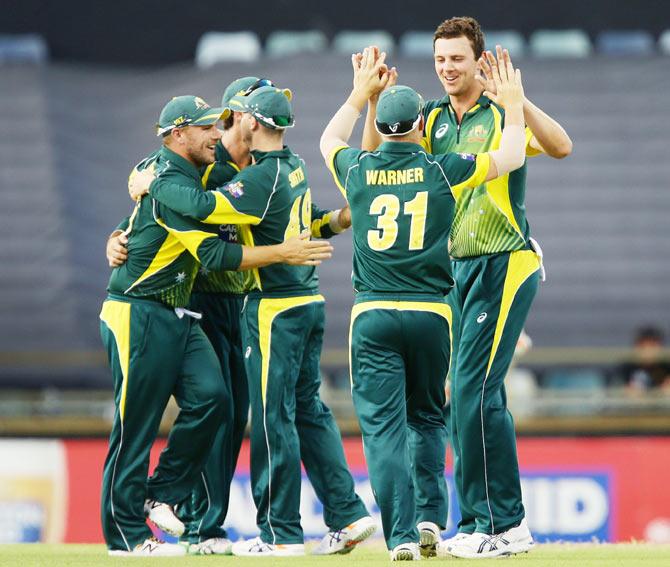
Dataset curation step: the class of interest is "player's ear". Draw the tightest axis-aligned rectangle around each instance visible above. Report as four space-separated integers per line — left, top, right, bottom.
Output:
419 115 425 132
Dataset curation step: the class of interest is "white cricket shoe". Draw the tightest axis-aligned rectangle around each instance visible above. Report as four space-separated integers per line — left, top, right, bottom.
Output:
417 521 441 558
312 515 378 555
144 499 184 537
390 541 421 561
446 518 534 559
436 531 471 557
108 536 186 556
187 537 233 555
231 536 305 557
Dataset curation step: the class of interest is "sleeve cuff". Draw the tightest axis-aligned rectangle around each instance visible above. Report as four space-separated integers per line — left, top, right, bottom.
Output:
221 243 244 270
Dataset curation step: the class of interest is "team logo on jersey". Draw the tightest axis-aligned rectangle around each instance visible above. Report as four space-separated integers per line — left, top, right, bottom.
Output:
435 123 449 139
458 152 476 162
175 271 187 283
467 124 489 143
194 96 210 110
224 181 244 198
477 312 488 323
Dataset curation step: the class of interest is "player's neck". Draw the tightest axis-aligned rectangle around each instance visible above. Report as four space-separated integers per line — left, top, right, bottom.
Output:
448 87 484 122
221 129 251 169
250 132 284 153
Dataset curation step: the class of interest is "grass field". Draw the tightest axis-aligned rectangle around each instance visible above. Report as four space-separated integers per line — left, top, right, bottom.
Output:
2 542 670 567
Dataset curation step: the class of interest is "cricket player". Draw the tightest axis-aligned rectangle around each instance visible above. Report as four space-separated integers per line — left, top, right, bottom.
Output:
320 47 528 560
129 86 376 557
111 77 278 555
100 94 332 557
364 16 572 558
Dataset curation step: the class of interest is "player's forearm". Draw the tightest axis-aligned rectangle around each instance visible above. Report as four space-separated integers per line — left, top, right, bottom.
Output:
523 97 573 159
320 89 368 160
361 99 382 151
150 181 215 221
236 244 288 271
486 125 526 180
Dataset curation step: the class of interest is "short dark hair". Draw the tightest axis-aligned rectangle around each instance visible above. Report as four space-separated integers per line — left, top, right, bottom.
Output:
433 16 485 60
222 113 235 131
635 326 665 344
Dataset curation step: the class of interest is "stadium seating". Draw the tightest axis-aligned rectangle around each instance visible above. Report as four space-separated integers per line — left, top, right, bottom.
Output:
0 34 48 64
659 29 670 54
399 31 434 58
266 30 327 57
333 30 395 55
195 31 261 67
484 30 526 58
596 31 655 55
529 29 592 57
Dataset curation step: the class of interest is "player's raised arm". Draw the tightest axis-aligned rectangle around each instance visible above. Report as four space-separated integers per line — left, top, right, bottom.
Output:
319 46 391 161
479 48 527 182
478 46 572 159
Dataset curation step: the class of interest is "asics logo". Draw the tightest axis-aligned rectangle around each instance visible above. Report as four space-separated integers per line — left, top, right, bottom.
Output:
477 312 487 323
435 124 449 139
245 346 252 358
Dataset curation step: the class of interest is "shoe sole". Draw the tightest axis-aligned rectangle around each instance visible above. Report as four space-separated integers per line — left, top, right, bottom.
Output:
392 550 417 561
419 529 438 558
147 518 184 537
337 524 378 555
448 540 534 559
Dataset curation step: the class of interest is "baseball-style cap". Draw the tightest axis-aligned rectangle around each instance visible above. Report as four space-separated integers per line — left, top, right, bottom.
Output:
156 95 229 137
223 77 292 114
239 85 295 130
375 86 425 137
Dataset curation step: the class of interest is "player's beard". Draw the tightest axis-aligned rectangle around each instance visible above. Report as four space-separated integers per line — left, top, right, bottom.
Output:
187 144 215 167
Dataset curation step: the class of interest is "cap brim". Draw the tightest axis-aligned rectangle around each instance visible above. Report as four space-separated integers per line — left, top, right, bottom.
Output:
193 106 230 125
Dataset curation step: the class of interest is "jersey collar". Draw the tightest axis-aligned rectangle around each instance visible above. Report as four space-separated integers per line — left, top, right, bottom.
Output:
159 145 202 182
250 145 292 163
441 92 492 113
377 141 425 153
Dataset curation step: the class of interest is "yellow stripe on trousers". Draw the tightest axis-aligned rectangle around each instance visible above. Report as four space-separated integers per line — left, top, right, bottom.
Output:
485 250 541 377
99 301 131 421
349 300 453 386
258 294 325 405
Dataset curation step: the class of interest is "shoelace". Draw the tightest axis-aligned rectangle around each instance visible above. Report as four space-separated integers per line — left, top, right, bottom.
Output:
477 534 510 553
327 530 345 545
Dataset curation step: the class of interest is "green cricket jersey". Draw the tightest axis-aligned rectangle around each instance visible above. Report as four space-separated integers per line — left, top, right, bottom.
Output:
146 146 342 296
327 141 489 296
422 94 540 259
107 145 243 307
195 140 256 295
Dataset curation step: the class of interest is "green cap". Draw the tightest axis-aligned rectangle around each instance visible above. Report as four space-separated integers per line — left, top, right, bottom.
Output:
239 85 295 130
156 95 229 137
223 77 293 114
375 86 425 136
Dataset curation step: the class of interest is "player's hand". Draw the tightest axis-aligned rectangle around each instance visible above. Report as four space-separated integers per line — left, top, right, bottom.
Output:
351 46 391 101
280 231 334 266
106 230 128 267
128 163 156 202
338 205 352 229
478 46 524 110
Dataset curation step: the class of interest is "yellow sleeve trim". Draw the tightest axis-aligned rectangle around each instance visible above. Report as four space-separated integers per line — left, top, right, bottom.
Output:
422 107 442 154
311 212 333 238
451 153 490 200
326 145 350 198
203 191 264 225
525 126 543 157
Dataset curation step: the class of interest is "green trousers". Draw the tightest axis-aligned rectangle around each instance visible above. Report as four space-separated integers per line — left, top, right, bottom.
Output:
349 296 452 550
99 295 230 551
177 292 248 543
448 250 540 535
241 294 368 544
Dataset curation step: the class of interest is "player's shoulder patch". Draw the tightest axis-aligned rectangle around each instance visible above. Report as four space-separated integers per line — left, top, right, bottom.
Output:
457 152 476 162
223 180 244 198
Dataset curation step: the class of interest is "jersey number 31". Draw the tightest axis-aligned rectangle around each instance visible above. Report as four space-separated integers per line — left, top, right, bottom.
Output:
368 191 428 251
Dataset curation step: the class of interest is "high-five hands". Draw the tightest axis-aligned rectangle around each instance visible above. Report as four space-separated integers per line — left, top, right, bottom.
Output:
476 46 525 110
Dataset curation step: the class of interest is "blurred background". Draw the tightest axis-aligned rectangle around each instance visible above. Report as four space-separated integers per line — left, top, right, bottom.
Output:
1 0 669 547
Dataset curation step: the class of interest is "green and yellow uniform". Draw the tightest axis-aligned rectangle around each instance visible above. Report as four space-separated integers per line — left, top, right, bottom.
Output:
100 144 242 552
146 144 369 545
173 140 256 546
422 94 543 535
327 133 489 549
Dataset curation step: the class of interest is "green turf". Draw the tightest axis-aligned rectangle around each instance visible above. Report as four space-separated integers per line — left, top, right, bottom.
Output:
2 543 670 567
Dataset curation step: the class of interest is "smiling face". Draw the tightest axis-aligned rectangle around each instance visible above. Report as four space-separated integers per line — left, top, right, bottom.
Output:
433 36 480 99
179 123 221 166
